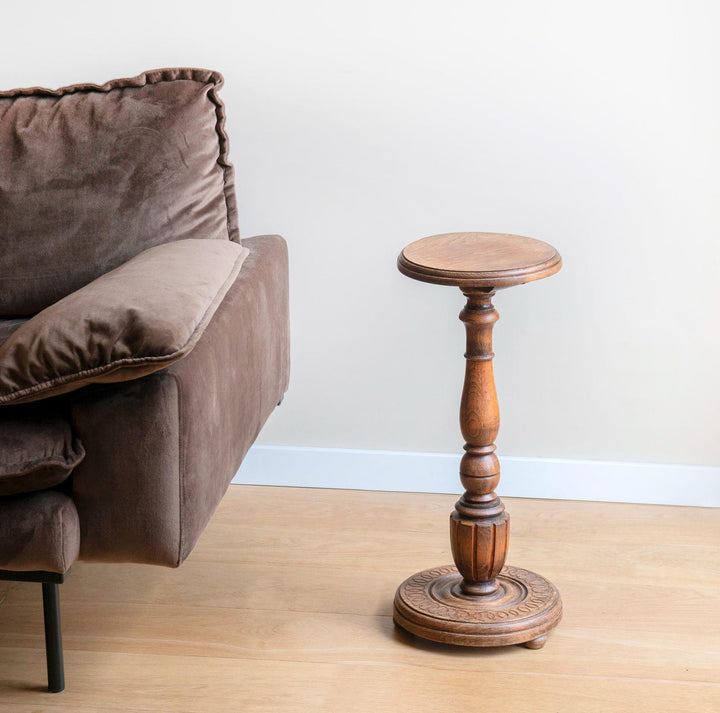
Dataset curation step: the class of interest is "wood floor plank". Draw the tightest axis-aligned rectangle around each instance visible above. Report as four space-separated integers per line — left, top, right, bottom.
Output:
0 649 716 713
0 599 717 685
0 485 718 711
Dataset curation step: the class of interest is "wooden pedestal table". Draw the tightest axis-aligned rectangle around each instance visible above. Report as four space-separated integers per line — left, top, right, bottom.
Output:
394 232 563 649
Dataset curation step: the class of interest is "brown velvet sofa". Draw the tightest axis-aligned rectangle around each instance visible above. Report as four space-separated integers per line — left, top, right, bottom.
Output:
0 69 289 691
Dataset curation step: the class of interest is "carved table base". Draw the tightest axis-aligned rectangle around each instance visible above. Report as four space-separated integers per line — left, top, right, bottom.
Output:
394 564 561 648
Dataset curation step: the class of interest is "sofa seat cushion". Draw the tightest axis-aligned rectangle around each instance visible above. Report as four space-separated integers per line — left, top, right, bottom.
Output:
0 490 80 573
0 404 85 496
0 238 248 405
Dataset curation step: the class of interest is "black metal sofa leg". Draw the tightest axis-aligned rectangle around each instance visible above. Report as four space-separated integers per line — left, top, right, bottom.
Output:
42 582 64 693
0 570 66 693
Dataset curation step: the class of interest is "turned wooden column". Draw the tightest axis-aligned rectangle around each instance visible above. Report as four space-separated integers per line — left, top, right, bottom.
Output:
393 232 563 649
452 288 508 597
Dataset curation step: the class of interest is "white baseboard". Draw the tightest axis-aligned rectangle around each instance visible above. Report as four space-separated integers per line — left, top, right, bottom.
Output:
232 445 720 507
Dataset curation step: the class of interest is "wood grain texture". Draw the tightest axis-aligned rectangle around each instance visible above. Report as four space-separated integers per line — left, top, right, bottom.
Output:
397 232 562 287
0 486 718 712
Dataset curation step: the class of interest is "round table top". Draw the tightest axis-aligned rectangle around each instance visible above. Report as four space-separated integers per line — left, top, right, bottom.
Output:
397 232 562 288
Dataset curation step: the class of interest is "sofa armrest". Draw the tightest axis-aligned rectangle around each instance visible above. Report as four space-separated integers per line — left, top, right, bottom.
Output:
0 239 248 405
69 235 289 566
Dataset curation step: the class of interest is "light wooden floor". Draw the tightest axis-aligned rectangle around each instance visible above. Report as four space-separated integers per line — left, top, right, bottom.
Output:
0 485 718 712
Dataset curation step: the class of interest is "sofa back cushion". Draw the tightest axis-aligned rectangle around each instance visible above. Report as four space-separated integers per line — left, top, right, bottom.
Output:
0 68 240 316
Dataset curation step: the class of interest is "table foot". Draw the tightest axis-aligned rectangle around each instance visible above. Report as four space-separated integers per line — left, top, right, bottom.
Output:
522 635 548 649
393 564 561 648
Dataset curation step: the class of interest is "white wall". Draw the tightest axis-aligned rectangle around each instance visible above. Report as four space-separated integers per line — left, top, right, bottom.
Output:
2 2 719 486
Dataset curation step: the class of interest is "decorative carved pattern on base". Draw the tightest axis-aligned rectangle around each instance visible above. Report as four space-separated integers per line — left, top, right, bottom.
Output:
393 564 562 647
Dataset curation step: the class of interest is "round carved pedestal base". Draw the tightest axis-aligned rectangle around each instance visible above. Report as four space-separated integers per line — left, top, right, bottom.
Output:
393 564 562 648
